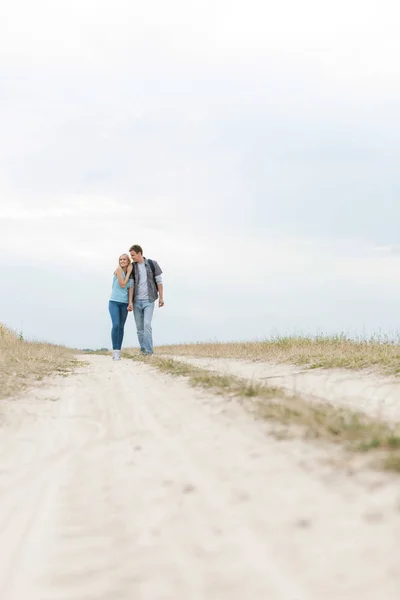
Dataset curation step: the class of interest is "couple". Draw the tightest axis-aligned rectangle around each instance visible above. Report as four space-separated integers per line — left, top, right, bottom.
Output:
108 244 164 360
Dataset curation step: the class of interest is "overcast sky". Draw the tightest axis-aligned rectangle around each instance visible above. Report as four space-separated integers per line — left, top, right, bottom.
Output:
1 0 400 349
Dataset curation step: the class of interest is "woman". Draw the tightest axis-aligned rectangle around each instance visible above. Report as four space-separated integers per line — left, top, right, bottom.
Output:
109 254 133 360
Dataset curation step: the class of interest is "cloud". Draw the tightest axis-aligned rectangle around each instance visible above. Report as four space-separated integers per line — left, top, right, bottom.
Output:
1 0 399 87
1 0 400 346
0 196 131 219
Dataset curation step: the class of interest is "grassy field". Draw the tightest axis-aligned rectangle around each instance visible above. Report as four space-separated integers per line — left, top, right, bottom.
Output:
156 334 400 374
0 323 78 400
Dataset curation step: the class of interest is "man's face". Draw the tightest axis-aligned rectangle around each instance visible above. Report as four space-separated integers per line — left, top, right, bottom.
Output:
130 250 142 262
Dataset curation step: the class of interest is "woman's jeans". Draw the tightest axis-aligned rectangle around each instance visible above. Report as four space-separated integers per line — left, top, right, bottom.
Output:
133 299 155 354
108 301 128 350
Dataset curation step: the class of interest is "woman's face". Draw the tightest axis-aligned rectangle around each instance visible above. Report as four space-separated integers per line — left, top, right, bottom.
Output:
119 255 130 268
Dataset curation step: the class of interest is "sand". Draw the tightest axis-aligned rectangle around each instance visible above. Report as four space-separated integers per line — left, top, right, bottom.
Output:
0 354 399 599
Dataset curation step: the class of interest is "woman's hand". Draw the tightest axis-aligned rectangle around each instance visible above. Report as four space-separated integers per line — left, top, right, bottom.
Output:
127 303 133 312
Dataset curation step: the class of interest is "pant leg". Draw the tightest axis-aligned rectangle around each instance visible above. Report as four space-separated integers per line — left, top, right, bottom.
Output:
117 303 129 350
108 301 121 350
142 301 155 354
133 301 145 352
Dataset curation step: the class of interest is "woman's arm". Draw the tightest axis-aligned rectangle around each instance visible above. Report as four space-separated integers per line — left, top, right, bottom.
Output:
115 264 133 288
128 281 134 310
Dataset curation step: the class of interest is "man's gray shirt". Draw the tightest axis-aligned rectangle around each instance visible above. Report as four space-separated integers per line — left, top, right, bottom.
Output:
130 258 163 302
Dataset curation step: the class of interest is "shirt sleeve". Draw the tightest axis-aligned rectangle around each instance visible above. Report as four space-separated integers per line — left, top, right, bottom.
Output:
155 274 163 285
152 260 163 276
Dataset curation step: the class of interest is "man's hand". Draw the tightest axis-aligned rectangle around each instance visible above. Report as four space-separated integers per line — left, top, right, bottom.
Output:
127 303 133 312
158 298 165 308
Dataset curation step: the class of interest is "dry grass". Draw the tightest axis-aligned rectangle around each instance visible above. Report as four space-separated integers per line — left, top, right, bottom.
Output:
124 350 400 473
156 334 400 374
0 323 79 400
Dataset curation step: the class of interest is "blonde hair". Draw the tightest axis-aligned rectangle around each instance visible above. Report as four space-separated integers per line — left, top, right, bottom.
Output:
114 253 131 275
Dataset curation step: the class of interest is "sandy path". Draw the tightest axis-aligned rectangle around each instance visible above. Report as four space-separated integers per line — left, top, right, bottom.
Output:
166 356 400 422
0 355 400 600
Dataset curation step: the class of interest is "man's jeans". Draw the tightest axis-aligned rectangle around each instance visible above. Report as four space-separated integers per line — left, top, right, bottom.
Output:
133 299 155 354
108 301 129 350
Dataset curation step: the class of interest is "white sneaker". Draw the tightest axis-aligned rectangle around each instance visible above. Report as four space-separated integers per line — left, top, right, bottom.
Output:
112 350 117 360
114 350 121 360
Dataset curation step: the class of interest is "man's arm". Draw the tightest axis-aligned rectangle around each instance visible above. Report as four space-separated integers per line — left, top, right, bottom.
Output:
152 260 164 307
157 282 164 307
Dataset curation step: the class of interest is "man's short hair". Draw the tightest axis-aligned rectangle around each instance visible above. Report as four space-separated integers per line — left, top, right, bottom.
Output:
129 244 143 254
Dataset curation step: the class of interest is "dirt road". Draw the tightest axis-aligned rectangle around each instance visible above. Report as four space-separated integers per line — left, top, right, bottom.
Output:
0 355 399 600
166 355 400 422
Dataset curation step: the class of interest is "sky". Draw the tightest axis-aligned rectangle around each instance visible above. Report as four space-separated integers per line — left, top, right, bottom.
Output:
1 0 400 349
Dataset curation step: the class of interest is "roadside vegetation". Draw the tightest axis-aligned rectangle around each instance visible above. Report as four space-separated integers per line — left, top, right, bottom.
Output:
0 323 78 400
124 350 400 473
156 334 400 374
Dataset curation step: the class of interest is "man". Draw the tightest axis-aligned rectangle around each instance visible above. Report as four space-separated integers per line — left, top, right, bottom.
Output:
128 244 164 355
